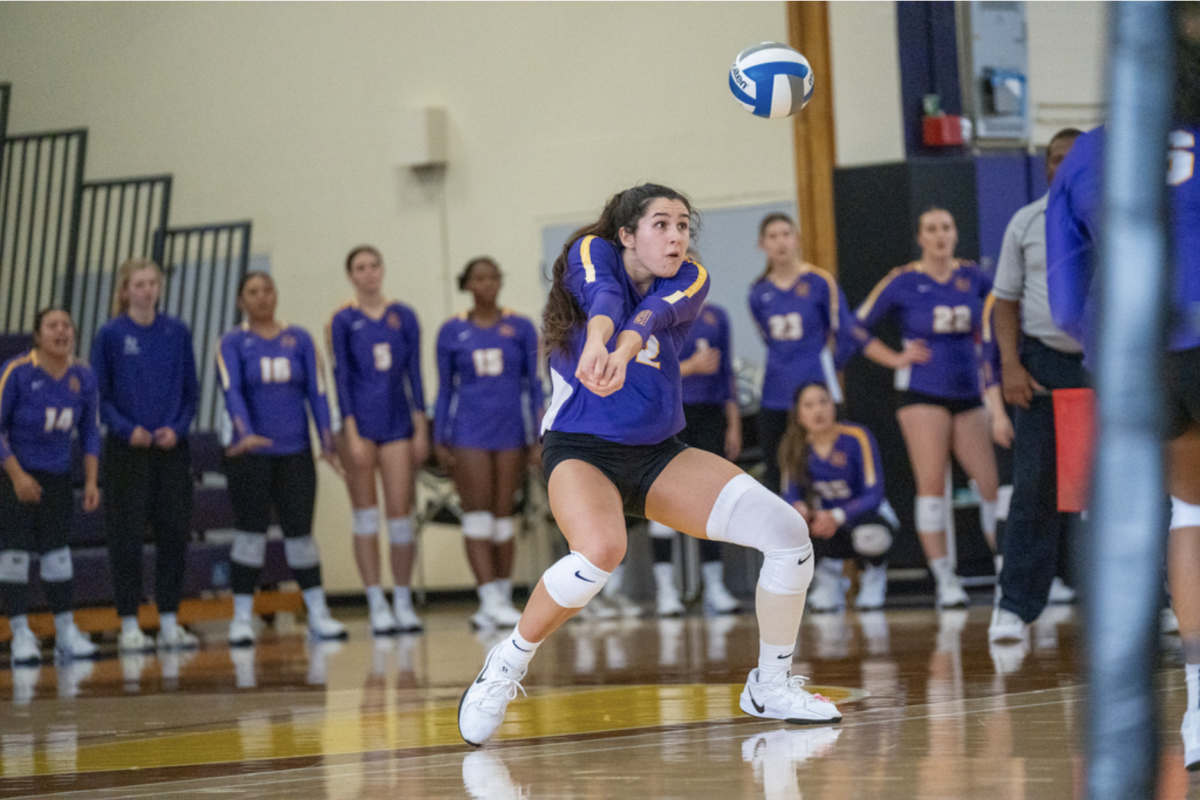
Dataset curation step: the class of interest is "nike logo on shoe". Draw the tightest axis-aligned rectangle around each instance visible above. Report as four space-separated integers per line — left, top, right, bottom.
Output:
748 690 765 714
575 571 596 583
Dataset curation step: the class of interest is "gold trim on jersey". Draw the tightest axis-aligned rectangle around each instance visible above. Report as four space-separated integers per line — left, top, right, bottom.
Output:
215 335 233 391
0 354 35 422
581 236 598 284
835 423 877 487
856 264 919 321
664 262 709 305
806 265 840 331
982 292 997 343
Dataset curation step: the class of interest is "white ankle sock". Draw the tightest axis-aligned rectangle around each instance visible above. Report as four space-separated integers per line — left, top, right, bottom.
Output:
303 587 329 618
1188 663 1200 711
757 639 794 684
233 593 255 622
11 615 32 636
501 627 541 672
702 560 724 591
653 562 675 592
365 585 388 614
54 612 74 635
121 615 141 636
159 612 178 636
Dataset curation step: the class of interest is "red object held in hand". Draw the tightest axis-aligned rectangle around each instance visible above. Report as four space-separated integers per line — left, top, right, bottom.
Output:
1054 388 1095 513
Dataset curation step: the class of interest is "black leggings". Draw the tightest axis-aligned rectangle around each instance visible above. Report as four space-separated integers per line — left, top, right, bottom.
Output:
104 436 194 617
1 470 74 616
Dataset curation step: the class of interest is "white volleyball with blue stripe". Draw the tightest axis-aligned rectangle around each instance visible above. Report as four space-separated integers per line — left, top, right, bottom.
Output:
729 42 814 119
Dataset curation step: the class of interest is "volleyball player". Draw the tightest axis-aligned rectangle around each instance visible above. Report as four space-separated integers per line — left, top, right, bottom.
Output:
1046 6 1200 765
434 257 543 630
749 213 869 495
855 208 1001 608
91 258 200 652
457 184 841 747
647 282 742 617
778 383 897 612
0 309 100 664
217 271 346 646
328 246 427 635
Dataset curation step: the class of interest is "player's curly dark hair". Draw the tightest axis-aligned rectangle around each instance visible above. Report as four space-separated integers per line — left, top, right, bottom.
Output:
542 184 697 355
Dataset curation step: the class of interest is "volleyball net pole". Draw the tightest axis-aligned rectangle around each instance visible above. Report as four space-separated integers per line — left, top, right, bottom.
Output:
1085 3 1173 798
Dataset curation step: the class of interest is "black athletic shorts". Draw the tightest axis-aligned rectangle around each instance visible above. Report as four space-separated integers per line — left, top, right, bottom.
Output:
1166 346 1200 439
541 431 689 519
0 469 74 553
223 450 317 537
897 389 983 416
681 403 726 457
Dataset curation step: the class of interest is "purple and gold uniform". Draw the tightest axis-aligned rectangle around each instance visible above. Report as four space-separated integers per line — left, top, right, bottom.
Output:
0 353 100 473
327 301 424 443
216 323 333 456
1047 125 1200 353
856 261 993 400
434 310 542 451
749 268 868 411
681 303 736 407
541 235 709 446
782 423 885 524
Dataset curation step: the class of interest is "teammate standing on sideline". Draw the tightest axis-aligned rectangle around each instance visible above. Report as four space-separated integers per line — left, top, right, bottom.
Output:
1047 7 1200 764
988 130 1085 643
778 383 897 612
749 213 868 495
328 246 427 634
855 208 1001 608
457 184 840 747
91 259 200 653
648 263 742 617
218 271 346 646
0 309 100 664
434 257 543 630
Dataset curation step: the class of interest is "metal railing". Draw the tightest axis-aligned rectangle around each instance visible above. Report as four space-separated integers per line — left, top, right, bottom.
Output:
157 221 252 430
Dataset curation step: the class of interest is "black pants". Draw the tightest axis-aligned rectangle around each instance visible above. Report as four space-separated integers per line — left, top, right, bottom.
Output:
104 436 194 618
757 406 790 496
998 339 1088 623
1 470 74 616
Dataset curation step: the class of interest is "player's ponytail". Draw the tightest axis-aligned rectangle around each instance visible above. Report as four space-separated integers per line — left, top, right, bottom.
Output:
543 184 695 355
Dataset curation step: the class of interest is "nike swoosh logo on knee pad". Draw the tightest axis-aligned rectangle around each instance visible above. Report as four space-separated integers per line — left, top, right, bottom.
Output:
575 571 596 582
798 554 811 565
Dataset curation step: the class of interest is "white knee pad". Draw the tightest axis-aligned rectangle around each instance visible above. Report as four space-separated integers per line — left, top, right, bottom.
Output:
980 499 998 538
915 496 947 534
541 551 610 608
648 521 675 539
852 524 893 558
706 473 808 551
0 551 29 583
40 547 73 582
231 532 267 568
285 535 321 570
388 516 415 546
493 517 515 544
1171 496 1200 530
758 542 815 596
462 511 494 541
352 507 380 538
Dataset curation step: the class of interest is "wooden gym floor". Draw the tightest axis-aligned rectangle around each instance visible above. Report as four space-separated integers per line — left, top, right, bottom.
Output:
0 600 1196 799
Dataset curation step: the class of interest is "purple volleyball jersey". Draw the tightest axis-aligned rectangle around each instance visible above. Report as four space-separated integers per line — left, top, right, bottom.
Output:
782 422 885 526
680 303 735 407
0 353 100 474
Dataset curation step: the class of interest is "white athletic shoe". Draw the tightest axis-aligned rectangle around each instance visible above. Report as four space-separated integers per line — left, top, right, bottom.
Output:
57 658 94 699
370 605 400 636
739 669 842 724
118 628 155 654
393 603 424 634
463 750 524 800
575 598 619 620
934 571 970 609
470 609 497 631
1048 577 1077 605
741 725 842 766
608 594 643 619
10 627 41 666
656 583 686 617
1184 709 1200 770
989 639 1029 676
481 584 524 627
157 626 200 651
54 624 98 660
855 563 889 611
308 611 348 641
12 665 39 704
807 562 848 613
229 617 257 648
988 608 1028 643
703 582 741 616
458 642 527 746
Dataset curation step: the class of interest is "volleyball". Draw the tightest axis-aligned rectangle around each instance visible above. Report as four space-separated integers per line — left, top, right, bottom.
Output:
728 42 814 119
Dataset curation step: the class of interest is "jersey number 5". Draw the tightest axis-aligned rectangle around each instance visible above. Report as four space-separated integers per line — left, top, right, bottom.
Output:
767 312 803 341
373 343 392 372
43 407 74 433
1169 131 1195 187
259 356 292 384
636 335 661 369
472 348 504 376
932 305 971 334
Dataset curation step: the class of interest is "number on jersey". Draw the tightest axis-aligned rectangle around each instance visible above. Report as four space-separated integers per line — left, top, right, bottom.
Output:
636 335 661 369
472 348 504 376
373 343 392 371
932 305 971 334
813 479 851 501
259 356 291 384
43 407 74 433
767 312 803 341
1169 130 1196 187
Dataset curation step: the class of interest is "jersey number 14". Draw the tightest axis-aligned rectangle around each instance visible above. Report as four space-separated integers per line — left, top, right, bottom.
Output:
43 407 74 432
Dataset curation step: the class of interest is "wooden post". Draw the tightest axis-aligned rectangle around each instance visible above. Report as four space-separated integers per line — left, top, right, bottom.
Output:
788 1 838 275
